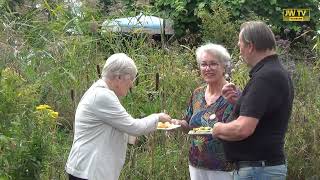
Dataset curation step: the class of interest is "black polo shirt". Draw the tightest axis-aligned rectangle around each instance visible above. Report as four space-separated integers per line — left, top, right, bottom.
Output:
223 54 294 162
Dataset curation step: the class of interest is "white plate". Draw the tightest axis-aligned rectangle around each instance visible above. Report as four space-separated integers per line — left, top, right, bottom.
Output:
157 124 181 130
188 130 212 135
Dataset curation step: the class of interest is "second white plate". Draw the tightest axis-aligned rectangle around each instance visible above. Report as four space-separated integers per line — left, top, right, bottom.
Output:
188 130 212 135
157 124 181 130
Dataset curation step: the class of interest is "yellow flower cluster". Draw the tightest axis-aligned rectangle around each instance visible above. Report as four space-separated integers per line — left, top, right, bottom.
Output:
36 104 51 110
36 104 59 119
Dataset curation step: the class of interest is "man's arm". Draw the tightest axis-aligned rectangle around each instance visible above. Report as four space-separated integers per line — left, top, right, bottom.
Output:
213 116 258 141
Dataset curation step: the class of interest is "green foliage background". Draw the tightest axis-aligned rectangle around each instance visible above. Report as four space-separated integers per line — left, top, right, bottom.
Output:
0 0 320 180
150 0 319 40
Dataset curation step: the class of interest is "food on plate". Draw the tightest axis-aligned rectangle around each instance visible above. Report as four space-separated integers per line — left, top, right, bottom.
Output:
192 126 212 132
188 126 213 135
157 122 171 128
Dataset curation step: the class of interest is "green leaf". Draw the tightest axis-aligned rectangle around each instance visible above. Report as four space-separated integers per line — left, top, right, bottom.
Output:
198 2 206 9
0 135 9 144
233 10 240 17
0 0 5 8
0 176 9 180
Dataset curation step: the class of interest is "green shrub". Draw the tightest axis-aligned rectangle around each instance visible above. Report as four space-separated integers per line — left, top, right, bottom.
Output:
151 0 319 41
197 2 238 49
0 67 70 179
151 0 201 37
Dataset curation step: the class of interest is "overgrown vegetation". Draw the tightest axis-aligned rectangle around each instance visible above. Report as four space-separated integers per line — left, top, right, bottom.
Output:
0 0 319 180
149 0 320 40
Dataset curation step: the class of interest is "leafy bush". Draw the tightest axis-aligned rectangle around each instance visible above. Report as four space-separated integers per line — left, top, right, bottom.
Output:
0 68 40 179
151 0 319 42
151 0 201 37
197 2 238 50
0 67 71 179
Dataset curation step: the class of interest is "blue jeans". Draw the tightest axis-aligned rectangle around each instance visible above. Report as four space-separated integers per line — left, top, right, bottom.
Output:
233 164 287 180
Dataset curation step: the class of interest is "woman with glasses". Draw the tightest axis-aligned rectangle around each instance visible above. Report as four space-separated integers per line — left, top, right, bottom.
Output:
65 53 172 180
173 43 239 180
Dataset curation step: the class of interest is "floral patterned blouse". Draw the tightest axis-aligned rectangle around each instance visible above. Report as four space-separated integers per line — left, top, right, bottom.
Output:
185 86 235 171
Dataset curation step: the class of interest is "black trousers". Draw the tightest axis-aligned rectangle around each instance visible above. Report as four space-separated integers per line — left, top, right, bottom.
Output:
68 174 88 180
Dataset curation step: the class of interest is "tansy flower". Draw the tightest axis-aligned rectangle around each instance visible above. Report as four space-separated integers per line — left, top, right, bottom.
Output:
36 104 52 110
50 111 59 119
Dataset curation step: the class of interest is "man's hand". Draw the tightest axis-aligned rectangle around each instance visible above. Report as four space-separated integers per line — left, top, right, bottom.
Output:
222 82 239 104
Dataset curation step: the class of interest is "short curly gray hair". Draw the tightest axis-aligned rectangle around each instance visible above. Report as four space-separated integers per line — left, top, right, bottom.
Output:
101 53 137 80
195 43 231 71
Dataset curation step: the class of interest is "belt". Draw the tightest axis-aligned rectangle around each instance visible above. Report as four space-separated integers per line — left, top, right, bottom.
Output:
236 159 286 169
225 159 286 171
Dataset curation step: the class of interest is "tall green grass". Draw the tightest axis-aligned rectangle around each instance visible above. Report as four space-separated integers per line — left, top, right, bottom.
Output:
286 62 320 180
1 1 320 180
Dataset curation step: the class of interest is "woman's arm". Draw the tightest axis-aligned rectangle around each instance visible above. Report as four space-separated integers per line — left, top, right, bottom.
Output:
91 88 171 136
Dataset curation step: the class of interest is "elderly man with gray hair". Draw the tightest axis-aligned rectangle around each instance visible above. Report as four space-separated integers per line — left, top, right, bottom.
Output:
213 21 294 179
65 53 172 180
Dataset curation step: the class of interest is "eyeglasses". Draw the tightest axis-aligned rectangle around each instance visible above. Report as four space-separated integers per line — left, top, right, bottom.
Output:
200 62 219 69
